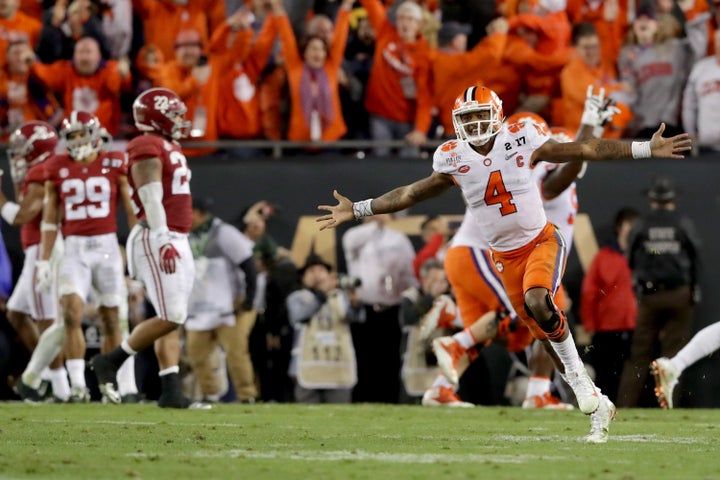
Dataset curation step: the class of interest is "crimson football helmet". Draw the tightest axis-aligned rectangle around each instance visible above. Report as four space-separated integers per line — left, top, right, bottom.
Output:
452 85 504 146
60 111 102 160
7 121 59 184
133 88 191 140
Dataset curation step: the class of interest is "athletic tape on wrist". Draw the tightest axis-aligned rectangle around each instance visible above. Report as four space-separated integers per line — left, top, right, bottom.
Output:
40 221 58 232
352 199 374 220
631 141 652 159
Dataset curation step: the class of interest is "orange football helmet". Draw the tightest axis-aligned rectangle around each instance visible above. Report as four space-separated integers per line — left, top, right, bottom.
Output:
452 85 504 146
549 126 576 143
505 111 549 133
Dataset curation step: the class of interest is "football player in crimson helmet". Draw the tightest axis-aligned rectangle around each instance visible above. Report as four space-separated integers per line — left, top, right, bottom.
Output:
59 111 103 160
132 87 191 140
91 86 209 409
7 121 59 193
0 122 70 402
451 86 504 146
35 110 137 402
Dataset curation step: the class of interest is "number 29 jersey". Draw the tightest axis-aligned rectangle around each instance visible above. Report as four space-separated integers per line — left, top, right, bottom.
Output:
433 122 550 252
126 133 192 234
44 151 127 237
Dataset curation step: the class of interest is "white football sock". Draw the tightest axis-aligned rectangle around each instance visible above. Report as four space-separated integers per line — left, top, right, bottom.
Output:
48 367 71 401
66 359 86 389
673 321 720 373
22 323 65 389
117 356 138 396
431 374 455 389
549 331 585 373
452 329 476 349
525 376 551 398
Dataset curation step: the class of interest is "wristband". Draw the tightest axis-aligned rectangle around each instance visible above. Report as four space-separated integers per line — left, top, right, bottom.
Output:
40 221 58 232
352 199 374 220
631 141 652 159
1 201 20 224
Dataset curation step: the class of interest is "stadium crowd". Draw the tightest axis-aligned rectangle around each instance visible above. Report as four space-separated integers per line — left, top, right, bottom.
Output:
1 0 720 155
0 0 718 432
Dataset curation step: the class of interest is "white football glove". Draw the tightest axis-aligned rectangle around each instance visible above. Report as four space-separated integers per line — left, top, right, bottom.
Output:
581 86 621 136
35 259 52 293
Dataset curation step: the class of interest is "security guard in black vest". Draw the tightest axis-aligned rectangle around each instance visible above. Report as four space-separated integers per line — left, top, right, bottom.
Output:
617 176 701 407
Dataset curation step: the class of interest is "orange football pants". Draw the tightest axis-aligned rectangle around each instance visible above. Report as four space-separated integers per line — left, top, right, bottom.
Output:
444 244 534 352
490 222 568 341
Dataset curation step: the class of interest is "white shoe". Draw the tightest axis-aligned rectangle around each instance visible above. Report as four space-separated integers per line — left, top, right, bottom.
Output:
565 369 600 414
420 295 456 340
585 395 616 444
421 386 474 408
650 357 679 409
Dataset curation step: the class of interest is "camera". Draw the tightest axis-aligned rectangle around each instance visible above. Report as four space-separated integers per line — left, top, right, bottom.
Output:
338 274 362 290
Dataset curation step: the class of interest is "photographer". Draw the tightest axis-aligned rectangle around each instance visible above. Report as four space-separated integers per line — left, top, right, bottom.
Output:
286 253 365 404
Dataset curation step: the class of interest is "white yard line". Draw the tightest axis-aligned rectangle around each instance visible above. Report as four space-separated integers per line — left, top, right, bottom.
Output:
127 449 567 464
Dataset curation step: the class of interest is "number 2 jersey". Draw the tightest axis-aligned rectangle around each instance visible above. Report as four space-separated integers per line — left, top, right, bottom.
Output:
126 133 192 234
433 122 550 252
44 151 127 237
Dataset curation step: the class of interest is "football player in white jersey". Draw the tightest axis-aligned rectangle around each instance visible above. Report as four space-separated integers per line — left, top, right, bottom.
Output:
318 84 691 443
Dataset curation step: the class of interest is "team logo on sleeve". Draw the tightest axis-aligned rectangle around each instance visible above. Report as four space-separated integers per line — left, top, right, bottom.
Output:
458 165 470 173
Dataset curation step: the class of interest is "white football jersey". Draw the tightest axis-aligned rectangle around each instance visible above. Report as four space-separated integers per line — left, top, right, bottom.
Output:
450 207 489 249
531 163 578 254
433 122 550 251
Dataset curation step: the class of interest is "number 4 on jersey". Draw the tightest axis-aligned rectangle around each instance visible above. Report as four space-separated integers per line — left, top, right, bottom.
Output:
484 170 518 216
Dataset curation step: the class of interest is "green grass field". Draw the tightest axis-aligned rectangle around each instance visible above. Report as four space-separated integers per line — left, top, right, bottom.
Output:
1 403 719 480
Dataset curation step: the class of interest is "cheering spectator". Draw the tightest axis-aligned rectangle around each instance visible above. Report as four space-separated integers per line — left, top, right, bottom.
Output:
132 0 224 60
209 7 279 143
682 29 720 150
430 18 508 139
360 0 433 156
0 40 61 137
36 0 111 62
616 5 709 138
99 0 133 59
29 36 131 135
273 0 352 143
566 0 629 69
560 22 630 137
0 0 42 67
156 28 219 156
343 7 376 140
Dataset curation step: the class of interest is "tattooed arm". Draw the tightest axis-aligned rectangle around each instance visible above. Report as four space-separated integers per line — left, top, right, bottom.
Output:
531 123 692 166
317 172 454 230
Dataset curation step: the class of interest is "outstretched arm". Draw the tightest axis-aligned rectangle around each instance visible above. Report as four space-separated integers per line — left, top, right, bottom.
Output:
531 123 692 166
317 172 454 230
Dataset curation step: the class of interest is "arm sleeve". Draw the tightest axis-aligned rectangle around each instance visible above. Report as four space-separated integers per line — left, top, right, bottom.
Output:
328 8 350 68
286 289 321 326
359 0 388 32
277 13 301 68
30 61 67 92
246 14 280 78
239 257 258 310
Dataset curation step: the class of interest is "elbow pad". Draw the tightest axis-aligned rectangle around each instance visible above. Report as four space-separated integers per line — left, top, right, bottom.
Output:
138 182 168 233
